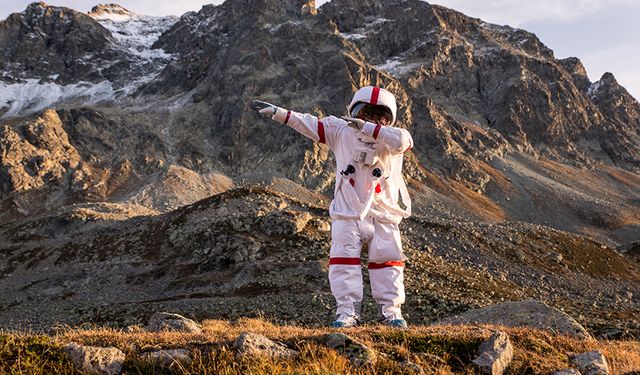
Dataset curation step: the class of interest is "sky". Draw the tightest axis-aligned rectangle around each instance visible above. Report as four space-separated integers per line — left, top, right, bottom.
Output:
0 0 638 100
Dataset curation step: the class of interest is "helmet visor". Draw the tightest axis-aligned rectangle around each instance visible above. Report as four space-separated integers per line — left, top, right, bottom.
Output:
351 103 393 125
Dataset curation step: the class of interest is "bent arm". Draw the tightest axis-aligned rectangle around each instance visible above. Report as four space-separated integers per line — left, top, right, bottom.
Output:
361 122 413 154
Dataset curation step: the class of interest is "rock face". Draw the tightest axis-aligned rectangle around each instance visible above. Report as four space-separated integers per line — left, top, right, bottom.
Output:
0 109 79 198
435 300 591 339
88 4 135 18
472 331 514 375
63 342 125 375
0 2 113 84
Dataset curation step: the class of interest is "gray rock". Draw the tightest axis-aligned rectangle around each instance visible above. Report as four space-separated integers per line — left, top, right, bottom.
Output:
235 332 297 359
472 331 514 375
140 349 192 368
322 333 376 366
571 351 609 375
146 312 202 334
434 300 591 339
63 342 125 375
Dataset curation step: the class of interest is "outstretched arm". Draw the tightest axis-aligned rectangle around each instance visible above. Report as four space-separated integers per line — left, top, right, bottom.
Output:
252 100 340 149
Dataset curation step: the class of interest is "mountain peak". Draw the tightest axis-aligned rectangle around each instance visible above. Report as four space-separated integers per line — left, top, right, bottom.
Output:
88 3 135 19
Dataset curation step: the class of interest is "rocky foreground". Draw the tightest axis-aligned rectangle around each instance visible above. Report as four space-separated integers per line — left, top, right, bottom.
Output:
2 313 638 374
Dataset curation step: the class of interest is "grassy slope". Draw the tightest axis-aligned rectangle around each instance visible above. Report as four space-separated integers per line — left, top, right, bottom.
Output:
1 319 639 374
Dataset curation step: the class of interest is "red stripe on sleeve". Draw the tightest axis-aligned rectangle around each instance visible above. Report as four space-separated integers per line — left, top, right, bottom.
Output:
317 121 326 144
372 124 381 139
368 261 405 269
370 87 380 105
404 138 413 153
329 257 361 265
284 110 291 124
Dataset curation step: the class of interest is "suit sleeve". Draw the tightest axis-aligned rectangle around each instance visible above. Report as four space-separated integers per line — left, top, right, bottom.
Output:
360 122 413 154
273 109 341 150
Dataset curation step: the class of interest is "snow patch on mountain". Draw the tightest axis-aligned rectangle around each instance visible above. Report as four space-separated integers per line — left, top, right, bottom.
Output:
93 14 177 61
375 58 424 78
588 80 602 98
0 79 115 120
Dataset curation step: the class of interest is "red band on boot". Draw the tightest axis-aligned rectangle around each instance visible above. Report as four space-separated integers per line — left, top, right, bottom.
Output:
329 257 361 265
368 261 404 269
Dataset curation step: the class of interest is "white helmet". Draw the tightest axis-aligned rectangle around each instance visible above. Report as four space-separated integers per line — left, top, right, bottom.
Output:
347 86 397 125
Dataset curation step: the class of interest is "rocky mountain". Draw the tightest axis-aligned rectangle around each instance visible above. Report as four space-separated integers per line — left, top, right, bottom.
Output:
0 0 638 335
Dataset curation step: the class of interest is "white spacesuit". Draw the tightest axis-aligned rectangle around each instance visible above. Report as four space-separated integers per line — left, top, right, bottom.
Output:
252 86 413 328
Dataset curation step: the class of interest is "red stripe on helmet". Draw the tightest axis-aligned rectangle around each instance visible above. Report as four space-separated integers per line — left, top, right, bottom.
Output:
368 261 405 269
329 257 361 265
318 121 325 144
370 87 380 105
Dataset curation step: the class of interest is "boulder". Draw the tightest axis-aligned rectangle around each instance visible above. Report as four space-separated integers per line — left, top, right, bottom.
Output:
472 331 514 375
235 332 298 359
322 333 376 366
146 312 202 334
434 300 591 339
63 343 125 375
571 351 609 375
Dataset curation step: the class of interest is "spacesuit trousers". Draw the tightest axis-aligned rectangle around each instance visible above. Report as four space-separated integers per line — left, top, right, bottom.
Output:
328 216 405 319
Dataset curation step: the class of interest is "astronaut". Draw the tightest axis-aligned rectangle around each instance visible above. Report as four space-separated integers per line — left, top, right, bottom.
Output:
252 86 413 328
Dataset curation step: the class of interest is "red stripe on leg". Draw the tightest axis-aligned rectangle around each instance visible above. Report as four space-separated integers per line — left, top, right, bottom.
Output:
368 261 404 269
318 121 326 144
329 257 361 265
370 87 380 105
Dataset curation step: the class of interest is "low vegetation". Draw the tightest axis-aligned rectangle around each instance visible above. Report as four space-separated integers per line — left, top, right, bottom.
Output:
1 318 640 374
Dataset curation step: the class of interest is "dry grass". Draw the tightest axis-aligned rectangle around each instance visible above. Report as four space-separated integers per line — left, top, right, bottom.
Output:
1 319 639 374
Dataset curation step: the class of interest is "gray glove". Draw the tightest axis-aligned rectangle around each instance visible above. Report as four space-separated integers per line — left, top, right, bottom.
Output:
341 116 365 131
251 99 290 124
251 100 278 116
